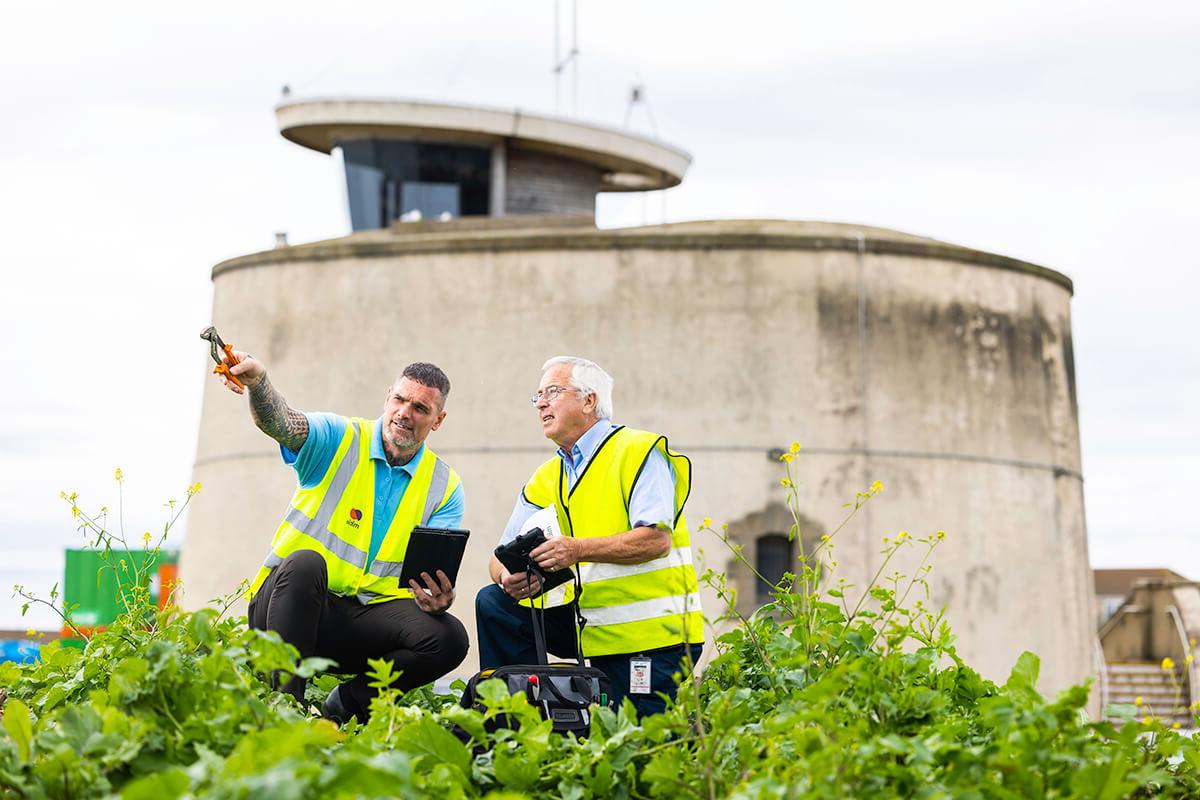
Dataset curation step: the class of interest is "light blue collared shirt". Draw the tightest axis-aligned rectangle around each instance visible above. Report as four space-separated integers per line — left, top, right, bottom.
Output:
498 418 675 546
283 413 464 566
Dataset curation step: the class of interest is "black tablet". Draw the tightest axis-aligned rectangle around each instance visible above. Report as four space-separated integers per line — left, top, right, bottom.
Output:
398 527 471 588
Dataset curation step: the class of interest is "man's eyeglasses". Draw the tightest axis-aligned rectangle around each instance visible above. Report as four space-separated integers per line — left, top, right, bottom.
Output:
530 385 581 404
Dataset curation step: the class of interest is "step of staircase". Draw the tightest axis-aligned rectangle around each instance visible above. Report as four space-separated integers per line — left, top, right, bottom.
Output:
1104 660 1196 728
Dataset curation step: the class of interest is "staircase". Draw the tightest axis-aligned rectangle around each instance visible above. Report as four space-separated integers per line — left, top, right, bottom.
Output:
1105 661 1194 728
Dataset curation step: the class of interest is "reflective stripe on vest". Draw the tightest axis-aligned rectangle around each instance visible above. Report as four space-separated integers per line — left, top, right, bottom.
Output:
523 426 704 657
246 418 460 605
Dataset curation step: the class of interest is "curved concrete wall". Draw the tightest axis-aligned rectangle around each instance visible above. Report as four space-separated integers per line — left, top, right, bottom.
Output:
181 218 1092 695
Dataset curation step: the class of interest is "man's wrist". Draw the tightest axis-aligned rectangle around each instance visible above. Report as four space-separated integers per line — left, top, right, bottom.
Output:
570 537 587 563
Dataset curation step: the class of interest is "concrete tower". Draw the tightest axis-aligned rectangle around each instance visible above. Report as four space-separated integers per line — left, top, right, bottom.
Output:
181 98 1094 697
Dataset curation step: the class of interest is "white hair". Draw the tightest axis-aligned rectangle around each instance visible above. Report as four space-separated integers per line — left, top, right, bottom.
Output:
542 356 614 420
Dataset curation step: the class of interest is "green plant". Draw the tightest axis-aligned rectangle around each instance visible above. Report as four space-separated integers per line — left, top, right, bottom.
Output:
3 460 1200 798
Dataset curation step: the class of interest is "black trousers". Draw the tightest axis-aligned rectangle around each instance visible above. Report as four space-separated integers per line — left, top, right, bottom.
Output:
248 550 469 717
475 583 702 718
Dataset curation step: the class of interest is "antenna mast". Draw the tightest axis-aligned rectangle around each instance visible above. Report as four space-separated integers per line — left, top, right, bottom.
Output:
553 0 580 116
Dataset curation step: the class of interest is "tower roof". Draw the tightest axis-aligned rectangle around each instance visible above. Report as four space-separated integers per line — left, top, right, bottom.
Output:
276 98 691 191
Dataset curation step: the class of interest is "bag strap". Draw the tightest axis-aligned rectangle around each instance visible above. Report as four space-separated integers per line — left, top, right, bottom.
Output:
572 570 586 666
528 572 550 665
537 671 593 709
526 569 587 667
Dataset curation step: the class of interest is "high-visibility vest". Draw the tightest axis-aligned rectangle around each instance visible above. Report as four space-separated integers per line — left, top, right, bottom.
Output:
523 426 704 657
246 417 460 605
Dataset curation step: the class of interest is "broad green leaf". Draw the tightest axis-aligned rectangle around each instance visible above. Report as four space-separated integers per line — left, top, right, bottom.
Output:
439 705 488 746
392 716 471 778
2 697 33 763
1003 651 1043 708
494 746 540 789
108 656 150 704
121 767 190 799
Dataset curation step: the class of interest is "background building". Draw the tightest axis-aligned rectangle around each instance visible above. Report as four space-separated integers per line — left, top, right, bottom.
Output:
180 98 1094 697
1095 567 1191 627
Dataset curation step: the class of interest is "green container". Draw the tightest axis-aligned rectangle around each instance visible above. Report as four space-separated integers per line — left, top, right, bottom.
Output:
62 548 178 629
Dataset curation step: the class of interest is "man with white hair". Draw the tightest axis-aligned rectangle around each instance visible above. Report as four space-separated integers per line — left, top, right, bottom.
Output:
475 356 704 718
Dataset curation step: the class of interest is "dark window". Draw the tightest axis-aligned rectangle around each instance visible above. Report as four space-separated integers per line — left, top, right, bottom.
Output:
755 533 793 603
340 139 491 230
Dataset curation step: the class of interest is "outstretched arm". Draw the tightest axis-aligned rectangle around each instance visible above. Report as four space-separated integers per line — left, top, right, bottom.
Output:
218 351 309 452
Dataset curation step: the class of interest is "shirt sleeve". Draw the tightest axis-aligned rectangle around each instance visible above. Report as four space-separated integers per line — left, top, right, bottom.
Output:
628 448 677 530
426 483 465 529
497 492 542 547
281 412 347 489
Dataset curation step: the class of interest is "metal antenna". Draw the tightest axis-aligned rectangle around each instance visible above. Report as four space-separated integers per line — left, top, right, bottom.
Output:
553 0 580 116
622 75 659 137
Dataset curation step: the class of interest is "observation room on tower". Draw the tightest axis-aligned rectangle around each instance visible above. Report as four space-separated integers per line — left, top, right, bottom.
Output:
340 140 492 229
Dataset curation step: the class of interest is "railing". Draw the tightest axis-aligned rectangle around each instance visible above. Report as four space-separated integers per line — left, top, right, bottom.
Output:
1093 635 1110 717
1165 604 1199 711
1098 604 1148 664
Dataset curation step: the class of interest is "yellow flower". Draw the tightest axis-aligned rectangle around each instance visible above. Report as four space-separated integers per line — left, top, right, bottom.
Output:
870 480 883 494
895 531 909 543
114 468 124 482
790 441 801 454
779 453 794 463
935 530 947 541
25 628 36 637
702 517 713 529
1135 696 1143 706
1143 716 1153 726
1188 654 1195 665
142 532 152 544
820 535 831 543
780 478 792 488
1162 657 1176 671
1173 722 1182 730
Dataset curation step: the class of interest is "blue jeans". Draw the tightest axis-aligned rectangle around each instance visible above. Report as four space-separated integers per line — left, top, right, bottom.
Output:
475 584 702 718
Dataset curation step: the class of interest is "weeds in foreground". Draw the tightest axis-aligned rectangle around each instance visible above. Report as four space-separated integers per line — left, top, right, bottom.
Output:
3 456 1200 798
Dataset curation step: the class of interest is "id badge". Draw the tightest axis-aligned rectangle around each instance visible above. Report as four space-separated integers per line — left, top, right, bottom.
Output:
630 656 652 695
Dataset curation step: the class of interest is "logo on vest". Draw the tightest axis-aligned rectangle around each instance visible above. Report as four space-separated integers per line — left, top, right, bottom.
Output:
347 508 363 528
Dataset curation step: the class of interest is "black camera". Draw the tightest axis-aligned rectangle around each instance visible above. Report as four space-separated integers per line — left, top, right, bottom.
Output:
494 527 574 597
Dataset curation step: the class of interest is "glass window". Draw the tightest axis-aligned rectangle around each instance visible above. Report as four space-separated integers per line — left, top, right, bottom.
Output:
402 181 460 218
755 533 793 603
339 139 490 230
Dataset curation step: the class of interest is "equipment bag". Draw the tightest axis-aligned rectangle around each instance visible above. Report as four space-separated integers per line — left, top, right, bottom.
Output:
460 559 611 736
460 662 610 736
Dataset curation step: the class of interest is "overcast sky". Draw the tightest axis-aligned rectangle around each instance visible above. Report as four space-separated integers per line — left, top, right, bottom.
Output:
2 0 1197 630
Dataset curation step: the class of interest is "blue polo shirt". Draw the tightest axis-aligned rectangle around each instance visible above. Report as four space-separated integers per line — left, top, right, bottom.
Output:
282 412 465 566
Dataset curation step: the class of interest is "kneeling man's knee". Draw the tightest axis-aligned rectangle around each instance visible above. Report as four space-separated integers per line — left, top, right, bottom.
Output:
278 550 328 584
442 615 470 668
475 583 511 620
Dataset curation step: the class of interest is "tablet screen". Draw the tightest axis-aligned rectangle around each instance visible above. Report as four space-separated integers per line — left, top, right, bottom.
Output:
398 527 471 588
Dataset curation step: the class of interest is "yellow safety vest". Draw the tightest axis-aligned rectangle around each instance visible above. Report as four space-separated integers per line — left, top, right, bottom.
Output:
247 417 460 605
523 426 704 657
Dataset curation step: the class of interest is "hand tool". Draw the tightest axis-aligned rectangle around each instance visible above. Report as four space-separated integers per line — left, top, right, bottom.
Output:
199 326 244 390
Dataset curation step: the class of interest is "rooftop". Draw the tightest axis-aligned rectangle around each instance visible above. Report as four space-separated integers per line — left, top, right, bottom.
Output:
276 97 691 192
1094 567 1192 597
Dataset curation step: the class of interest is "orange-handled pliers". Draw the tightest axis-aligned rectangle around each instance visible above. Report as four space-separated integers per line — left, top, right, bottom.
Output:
200 326 244 390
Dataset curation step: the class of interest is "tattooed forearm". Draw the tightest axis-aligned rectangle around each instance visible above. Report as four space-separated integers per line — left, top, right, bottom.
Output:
248 374 309 451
